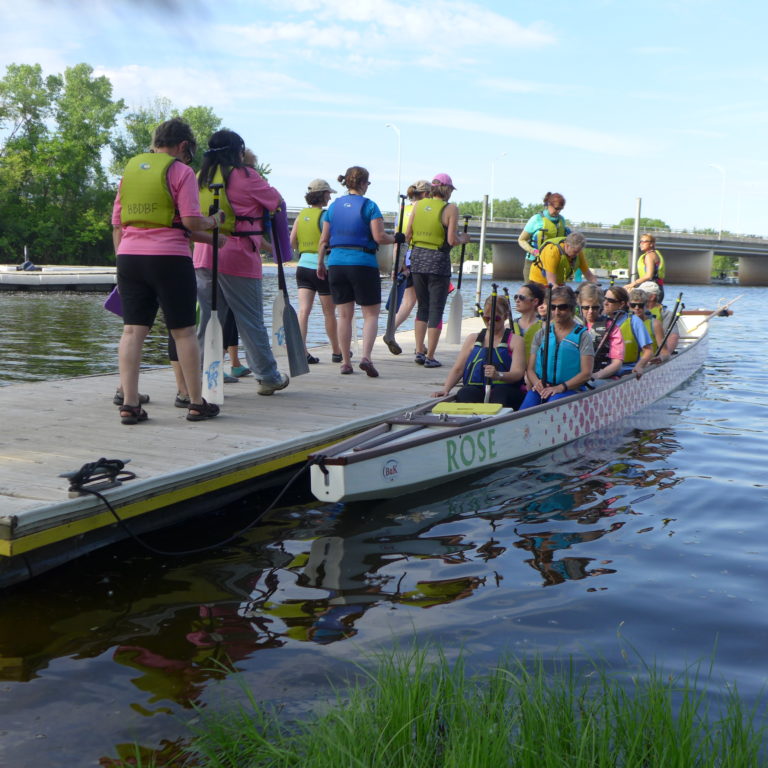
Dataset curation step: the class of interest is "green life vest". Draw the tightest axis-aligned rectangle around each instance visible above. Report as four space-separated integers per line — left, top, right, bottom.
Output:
618 314 641 363
120 152 178 228
198 167 266 237
512 317 542 360
638 248 665 280
533 214 567 250
296 207 323 253
399 202 414 234
411 198 448 250
532 237 575 284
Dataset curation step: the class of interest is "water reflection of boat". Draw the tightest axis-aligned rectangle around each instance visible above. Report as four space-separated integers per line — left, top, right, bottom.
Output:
309 318 707 502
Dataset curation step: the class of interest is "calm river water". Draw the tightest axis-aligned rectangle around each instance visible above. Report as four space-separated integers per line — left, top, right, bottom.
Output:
0 280 765 767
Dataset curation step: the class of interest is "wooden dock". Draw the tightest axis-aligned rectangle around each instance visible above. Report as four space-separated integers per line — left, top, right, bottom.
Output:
0 321 480 587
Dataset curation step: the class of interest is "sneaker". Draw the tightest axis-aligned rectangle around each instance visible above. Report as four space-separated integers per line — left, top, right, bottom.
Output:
359 358 379 377
331 352 343 363
231 366 252 377
383 335 402 355
340 364 354 374
113 389 150 407
306 353 320 364
224 374 239 384
258 372 289 395
414 352 426 365
424 357 442 368
174 392 191 408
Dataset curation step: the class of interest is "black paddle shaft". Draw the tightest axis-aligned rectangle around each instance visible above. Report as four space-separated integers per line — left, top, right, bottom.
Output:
657 292 684 356
208 183 224 312
541 284 553 387
485 283 499 388
270 206 290 299
385 195 407 339
456 215 472 290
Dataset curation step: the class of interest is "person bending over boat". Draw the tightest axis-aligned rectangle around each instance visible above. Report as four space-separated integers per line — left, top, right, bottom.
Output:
290 178 342 365
602 286 653 376
406 172 470 368
625 233 665 301
529 231 597 287
112 118 223 425
318 166 399 377
194 129 289 397
520 286 594 409
577 283 624 383
431 295 526 409
511 282 545 360
518 192 570 282
639 281 679 358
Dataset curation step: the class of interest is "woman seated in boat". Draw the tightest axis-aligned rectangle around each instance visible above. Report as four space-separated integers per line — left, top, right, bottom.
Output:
628 287 664 355
431 294 526 409
528 232 598 287
520 286 594 409
511 282 545 360
577 283 624 383
602 285 653 377
638 281 679 358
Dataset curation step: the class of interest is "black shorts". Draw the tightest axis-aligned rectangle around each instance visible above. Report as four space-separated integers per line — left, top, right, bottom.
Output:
328 265 381 306
117 253 197 329
296 265 331 295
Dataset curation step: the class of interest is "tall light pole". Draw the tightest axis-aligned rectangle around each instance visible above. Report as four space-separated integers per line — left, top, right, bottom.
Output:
385 123 401 211
489 151 507 221
709 163 726 240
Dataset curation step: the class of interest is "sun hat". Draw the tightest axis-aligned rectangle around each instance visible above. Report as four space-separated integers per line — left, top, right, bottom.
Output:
638 281 661 295
413 179 432 193
307 178 337 193
431 173 456 189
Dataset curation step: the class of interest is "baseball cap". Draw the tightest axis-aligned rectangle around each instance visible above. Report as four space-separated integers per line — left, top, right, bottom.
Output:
638 281 661 295
413 179 432 193
432 173 455 189
307 178 337 193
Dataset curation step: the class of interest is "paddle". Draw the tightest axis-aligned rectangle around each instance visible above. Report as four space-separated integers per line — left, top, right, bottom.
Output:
202 183 224 405
383 194 407 352
271 208 310 377
541 284 553 388
445 214 472 344
655 291 683 358
683 293 742 335
484 282 499 404
502 286 512 329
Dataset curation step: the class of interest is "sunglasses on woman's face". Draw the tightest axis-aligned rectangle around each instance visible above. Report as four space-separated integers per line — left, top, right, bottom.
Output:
629 302 646 308
550 303 572 311
513 294 531 301
580 304 601 311
483 315 504 323
604 297 620 304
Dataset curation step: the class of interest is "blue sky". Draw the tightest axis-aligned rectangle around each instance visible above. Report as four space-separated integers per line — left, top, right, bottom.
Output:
2 0 764 235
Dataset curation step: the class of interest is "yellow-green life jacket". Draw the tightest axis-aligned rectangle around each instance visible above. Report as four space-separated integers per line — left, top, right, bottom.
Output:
619 315 640 363
198 167 267 237
532 237 574 284
296 207 323 253
411 198 448 250
533 215 567 250
638 248 665 280
120 152 178 228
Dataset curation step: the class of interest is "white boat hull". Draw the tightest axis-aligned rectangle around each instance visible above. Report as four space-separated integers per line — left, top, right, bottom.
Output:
310 320 708 503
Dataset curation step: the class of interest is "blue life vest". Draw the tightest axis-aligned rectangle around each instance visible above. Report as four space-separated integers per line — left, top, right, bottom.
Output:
328 195 377 253
535 324 586 385
463 328 514 386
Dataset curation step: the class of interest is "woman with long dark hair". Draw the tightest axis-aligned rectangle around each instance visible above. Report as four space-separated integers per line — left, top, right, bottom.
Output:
194 129 288 396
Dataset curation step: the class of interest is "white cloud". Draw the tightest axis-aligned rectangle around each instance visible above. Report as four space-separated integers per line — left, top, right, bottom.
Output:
479 77 559 95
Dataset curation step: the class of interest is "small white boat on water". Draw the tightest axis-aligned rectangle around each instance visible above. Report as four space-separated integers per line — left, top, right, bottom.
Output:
309 316 710 503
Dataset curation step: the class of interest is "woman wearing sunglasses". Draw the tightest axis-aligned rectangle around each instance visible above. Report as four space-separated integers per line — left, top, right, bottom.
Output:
431 294 526 409
518 192 569 282
511 282 545 360
577 283 624 382
520 286 594 409
625 233 665 301
602 286 653 377
628 288 664 353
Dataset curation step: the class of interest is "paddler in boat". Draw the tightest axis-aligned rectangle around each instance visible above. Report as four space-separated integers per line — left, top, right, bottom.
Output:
577 283 624 384
317 165 401 377
638 281 679 358
511 282 545 359
290 178 342 365
520 286 595 409
602 285 653 377
406 172 470 368
518 192 570 282
628 287 665 357
625 233 665 301
529 231 598 287
431 294 526 409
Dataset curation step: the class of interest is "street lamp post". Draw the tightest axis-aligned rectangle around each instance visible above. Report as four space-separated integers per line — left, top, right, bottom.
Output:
709 163 726 240
385 123 401 211
489 151 507 222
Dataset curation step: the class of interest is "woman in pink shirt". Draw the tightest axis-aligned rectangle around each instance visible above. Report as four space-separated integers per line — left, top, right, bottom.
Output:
577 283 624 382
193 130 288 396
112 118 223 424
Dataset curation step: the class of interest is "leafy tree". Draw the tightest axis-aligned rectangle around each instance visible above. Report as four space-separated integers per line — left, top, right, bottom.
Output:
615 216 670 230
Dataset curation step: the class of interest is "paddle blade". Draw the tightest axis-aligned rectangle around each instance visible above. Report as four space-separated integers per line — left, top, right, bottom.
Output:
202 310 224 405
432 401 502 415
272 292 287 356
283 302 310 377
445 291 463 344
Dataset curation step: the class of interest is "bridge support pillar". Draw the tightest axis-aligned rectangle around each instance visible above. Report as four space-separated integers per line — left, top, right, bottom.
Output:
738 256 768 286
491 243 525 281
660 249 713 284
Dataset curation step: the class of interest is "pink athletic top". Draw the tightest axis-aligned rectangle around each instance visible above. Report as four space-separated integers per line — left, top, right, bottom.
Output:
193 167 282 279
588 320 624 361
111 160 202 257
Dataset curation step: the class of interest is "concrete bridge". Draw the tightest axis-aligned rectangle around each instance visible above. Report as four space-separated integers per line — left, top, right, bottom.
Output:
289 210 768 285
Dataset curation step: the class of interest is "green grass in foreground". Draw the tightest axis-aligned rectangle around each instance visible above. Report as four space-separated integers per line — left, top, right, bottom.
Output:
130 647 767 767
